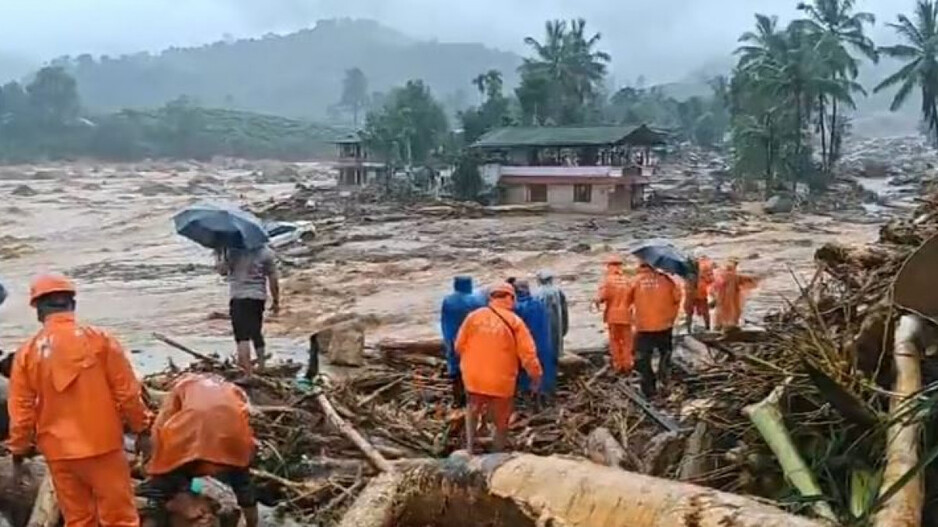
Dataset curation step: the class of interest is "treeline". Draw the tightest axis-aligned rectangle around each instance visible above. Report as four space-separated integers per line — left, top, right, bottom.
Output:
0 68 339 163
730 0 938 191
357 0 938 201
356 18 732 199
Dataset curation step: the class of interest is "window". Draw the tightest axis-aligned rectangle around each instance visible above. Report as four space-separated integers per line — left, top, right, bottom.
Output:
528 184 548 203
574 184 593 203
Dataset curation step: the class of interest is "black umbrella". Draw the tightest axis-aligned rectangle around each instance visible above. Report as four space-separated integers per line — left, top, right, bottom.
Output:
631 239 694 278
173 202 269 250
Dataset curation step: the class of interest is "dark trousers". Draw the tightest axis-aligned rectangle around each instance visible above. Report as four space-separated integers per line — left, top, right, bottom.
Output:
635 328 673 397
230 298 265 349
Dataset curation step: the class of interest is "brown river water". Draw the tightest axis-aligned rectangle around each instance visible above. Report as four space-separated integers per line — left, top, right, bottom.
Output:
0 162 883 375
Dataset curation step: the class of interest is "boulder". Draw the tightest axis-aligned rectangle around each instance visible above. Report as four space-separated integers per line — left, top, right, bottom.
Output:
763 195 794 214
316 319 366 367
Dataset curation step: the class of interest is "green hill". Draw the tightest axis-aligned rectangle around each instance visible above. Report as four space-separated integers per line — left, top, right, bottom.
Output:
54 19 521 121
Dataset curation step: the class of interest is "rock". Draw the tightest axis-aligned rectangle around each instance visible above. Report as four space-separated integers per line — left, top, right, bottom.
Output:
763 195 794 214
317 319 366 367
10 185 37 197
569 243 591 254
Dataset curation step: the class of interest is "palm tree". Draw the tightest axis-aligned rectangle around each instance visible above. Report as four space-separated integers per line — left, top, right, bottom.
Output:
796 0 877 171
875 0 938 145
519 19 610 124
734 15 863 189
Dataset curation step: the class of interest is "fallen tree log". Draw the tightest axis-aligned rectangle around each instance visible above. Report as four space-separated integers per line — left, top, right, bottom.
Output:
377 338 443 358
874 315 924 527
340 453 827 527
315 393 393 473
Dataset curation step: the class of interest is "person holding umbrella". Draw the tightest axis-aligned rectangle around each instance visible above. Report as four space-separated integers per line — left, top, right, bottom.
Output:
173 203 281 374
623 259 682 397
216 246 280 374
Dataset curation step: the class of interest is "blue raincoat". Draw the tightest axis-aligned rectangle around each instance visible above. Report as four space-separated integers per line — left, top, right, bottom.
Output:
440 277 485 379
515 289 556 394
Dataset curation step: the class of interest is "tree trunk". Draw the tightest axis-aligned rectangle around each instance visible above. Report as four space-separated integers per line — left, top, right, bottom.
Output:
829 98 839 171
817 95 827 175
342 454 828 527
874 315 925 527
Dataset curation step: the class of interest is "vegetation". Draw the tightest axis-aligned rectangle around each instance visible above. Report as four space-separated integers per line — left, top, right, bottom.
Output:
50 19 520 121
728 0 876 191
0 67 340 162
362 80 449 167
875 0 938 145
516 19 610 126
338 68 370 126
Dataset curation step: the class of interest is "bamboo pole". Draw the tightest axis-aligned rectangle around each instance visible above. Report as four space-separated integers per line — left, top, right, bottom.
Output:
744 380 837 522
874 315 924 527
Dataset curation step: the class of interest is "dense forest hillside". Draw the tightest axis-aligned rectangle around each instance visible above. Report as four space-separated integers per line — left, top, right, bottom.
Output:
50 19 522 120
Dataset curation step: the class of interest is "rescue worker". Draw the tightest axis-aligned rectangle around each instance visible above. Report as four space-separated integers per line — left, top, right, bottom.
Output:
534 270 568 368
439 276 484 407
624 262 682 397
594 255 634 373
7 273 151 527
140 373 258 527
684 255 714 331
712 258 759 331
455 284 542 453
514 281 556 396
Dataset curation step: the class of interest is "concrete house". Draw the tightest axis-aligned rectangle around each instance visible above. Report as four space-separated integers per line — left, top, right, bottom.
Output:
332 133 387 187
472 125 667 213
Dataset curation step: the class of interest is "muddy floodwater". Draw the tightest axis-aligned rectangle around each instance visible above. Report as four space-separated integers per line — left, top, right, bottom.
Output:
0 162 882 374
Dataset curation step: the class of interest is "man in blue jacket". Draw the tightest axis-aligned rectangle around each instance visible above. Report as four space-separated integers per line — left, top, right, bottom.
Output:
514 281 556 397
440 276 484 407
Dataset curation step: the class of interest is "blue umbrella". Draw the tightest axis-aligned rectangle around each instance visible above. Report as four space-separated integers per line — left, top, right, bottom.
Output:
173 202 269 250
631 239 694 278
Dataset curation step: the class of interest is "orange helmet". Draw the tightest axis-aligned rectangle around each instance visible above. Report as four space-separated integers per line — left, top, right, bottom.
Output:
489 283 516 298
29 273 76 306
604 254 624 265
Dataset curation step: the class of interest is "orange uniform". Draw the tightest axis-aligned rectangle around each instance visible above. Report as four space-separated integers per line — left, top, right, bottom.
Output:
624 267 682 333
148 374 255 476
712 263 759 330
8 312 150 527
595 267 634 372
455 291 543 399
684 257 714 329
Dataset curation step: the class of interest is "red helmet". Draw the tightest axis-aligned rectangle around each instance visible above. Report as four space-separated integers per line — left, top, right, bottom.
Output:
29 273 76 306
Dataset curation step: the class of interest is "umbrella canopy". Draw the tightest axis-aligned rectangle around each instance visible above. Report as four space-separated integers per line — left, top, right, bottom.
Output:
173 202 269 250
631 239 694 278
0 280 6 307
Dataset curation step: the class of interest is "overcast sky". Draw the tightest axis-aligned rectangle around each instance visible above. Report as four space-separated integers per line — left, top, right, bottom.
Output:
0 0 919 83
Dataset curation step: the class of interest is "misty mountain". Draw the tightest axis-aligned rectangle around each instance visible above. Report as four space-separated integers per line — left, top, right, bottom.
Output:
50 18 521 120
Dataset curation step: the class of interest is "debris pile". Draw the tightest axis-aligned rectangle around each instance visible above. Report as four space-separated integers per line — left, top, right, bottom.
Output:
669 190 938 522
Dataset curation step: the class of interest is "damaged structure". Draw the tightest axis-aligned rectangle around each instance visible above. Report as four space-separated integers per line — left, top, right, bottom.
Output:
332 133 387 187
472 125 667 213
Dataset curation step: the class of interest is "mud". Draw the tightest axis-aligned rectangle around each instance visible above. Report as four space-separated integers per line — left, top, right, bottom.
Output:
0 156 887 377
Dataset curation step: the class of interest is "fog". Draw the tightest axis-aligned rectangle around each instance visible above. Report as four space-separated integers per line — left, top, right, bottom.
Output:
0 0 920 83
